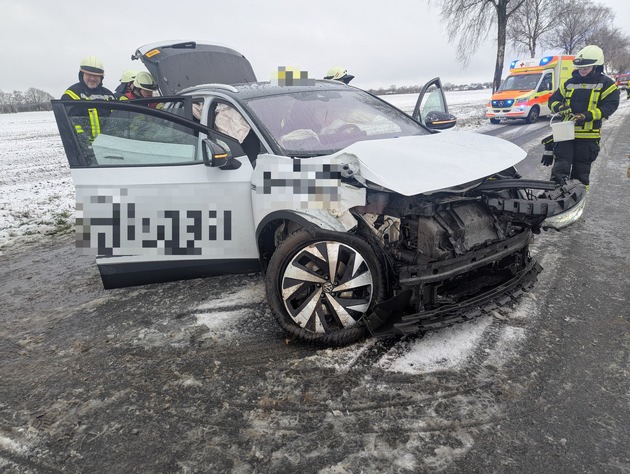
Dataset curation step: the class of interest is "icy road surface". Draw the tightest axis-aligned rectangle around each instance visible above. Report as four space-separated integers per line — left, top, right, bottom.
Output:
1 91 629 472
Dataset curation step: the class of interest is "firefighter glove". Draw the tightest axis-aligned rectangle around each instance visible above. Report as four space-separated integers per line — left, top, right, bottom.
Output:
541 150 554 167
572 113 586 125
541 134 554 151
556 104 572 116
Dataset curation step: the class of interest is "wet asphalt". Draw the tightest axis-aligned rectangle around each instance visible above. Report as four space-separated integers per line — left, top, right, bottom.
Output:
0 110 629 473
455 105 630 473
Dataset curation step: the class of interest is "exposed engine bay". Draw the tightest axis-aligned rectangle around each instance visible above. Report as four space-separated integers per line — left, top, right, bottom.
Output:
352 175 584 336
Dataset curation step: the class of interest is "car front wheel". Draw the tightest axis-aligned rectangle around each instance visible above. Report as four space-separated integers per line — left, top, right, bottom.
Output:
266 229 385 346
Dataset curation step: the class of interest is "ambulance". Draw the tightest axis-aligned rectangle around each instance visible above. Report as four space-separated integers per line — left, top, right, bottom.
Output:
486 55 574 124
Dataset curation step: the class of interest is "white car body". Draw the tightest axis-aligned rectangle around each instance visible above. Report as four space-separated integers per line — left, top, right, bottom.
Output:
52 41 585 345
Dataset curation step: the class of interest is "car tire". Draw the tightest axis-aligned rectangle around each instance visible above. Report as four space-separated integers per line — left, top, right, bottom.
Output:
490 118 501 124
266 229 385 346
525 106 540 124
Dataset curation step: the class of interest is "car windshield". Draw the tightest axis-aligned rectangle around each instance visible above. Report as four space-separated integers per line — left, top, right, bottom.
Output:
244 89 430 156
498 73 542 91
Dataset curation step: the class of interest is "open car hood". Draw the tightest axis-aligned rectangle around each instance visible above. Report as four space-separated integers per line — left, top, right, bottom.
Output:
335 132 526 196
133 41 257 95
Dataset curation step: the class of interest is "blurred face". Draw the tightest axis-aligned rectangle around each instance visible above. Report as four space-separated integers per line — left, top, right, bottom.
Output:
577 66 594 77
83 72 103 89
138 88 154 98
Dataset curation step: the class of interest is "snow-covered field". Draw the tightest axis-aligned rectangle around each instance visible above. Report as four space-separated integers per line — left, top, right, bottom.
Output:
383 88 491 126
0 111 75 250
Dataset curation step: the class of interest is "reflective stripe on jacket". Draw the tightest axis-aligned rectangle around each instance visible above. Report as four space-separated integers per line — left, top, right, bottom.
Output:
61 82 115 142
548 71 619 139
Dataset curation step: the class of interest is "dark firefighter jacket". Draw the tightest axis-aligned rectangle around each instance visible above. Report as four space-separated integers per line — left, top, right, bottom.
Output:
548 69 619 140
61 80 115 142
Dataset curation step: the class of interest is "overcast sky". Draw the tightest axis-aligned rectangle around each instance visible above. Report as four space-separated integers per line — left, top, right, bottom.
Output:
1 0 629 96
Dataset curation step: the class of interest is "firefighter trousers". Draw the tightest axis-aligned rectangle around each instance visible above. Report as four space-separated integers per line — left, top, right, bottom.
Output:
551 139 600 186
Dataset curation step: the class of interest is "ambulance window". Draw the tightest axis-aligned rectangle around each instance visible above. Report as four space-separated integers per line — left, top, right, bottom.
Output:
539 73 552 91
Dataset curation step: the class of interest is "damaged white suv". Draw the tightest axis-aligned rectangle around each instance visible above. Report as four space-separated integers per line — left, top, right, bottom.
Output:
52 41 585 345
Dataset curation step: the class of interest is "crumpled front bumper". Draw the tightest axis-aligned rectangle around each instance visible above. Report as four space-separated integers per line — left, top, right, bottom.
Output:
539 180 587 230
363 179 586 337
480 178 587 230
366 257 542 337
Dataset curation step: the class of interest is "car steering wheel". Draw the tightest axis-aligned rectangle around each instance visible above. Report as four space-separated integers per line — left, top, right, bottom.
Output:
334 123 361 135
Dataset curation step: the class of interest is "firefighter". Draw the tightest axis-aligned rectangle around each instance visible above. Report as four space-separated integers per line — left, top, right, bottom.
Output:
547 45 619 186
61 56 116 142
114 71 161 139
324 66 354 84
119 71 158 101
114 69 138 98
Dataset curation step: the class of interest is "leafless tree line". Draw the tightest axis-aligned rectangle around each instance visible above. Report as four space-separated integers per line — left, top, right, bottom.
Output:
0 88 54 114
4 1 630 112
432 0 630 91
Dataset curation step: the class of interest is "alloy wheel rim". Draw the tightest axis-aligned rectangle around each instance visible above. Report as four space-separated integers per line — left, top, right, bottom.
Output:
281 241 374 333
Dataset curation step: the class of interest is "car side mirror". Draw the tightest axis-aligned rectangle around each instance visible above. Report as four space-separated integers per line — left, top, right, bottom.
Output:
424 111 457 130
202 138 232 167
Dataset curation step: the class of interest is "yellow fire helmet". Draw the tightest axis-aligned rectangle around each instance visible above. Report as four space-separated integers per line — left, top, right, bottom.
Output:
573 45 605 68
119 69 138 83
79 56 105 76
324 66 354 84
133 71 158 91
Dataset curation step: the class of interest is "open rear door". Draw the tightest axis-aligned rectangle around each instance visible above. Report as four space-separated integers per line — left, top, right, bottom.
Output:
412 77 457 130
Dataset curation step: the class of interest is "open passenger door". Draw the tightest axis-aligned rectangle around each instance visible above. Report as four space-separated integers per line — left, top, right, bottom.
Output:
412 77 457 130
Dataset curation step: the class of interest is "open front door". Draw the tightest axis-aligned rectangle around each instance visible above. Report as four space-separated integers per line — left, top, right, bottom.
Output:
52 97 259 288
412 77 457 131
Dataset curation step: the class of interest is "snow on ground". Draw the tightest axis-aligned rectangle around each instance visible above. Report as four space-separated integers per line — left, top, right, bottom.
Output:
2 92 628 474
0 111 74 250
0 91 501 377
377 316 493 373
2 91 626 377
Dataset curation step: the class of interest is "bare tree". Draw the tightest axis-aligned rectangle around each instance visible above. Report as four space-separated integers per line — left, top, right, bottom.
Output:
9 91 25 113
0 88 56 114
433 0 526 92
0 91 11 114
584 26 630 74
543 0 613 54
507 0 559 57
24 88 54 112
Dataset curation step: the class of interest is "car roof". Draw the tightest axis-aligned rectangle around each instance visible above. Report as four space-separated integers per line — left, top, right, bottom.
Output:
179 80 355 100
133 40 257 96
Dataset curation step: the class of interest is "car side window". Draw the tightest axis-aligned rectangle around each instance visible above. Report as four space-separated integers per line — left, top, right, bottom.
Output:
64 103 200 167
418 84 446 121
208 100 262 165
